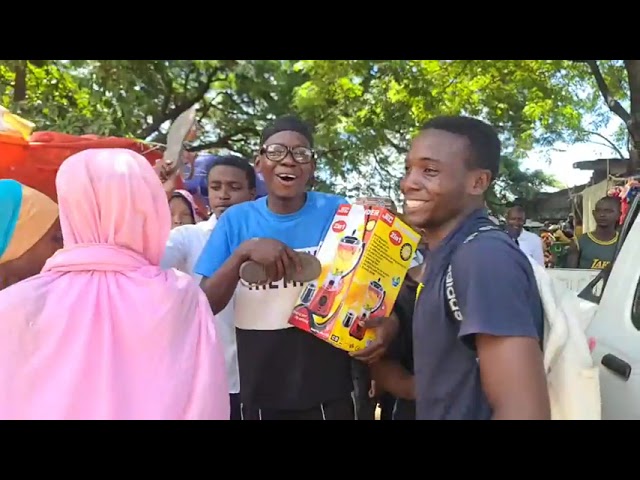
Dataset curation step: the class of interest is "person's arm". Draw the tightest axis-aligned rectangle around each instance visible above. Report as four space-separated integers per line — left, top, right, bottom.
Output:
194 214 301 315
369 287 416 399
160 227 187 271
566 237 580 269
476 334 548 420
350 313 400 364
370 360 414 400
452 237 550 420
193 215 238 315
155 160 179 200
199 251 248 315
532 235 545 267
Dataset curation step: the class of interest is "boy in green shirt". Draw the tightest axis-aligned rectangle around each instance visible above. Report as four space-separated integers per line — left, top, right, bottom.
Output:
567 196 620 270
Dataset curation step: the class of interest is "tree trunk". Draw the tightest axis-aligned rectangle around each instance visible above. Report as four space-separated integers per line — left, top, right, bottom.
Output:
584 60 640 175
12 61 27 103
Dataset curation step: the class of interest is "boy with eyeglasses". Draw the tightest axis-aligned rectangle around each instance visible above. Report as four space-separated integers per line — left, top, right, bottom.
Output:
195 116 397 420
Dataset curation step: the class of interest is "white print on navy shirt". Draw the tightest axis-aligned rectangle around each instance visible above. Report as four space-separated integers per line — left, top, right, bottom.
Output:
446 260 480 363
446 264 479 363
445 264 463 322
234 246 319 331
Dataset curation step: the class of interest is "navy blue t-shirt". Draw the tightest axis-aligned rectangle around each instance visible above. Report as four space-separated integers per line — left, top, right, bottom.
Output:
412 210 543 420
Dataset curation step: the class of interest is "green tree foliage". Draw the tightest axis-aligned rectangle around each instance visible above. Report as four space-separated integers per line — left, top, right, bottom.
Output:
0 59 619 205
572 60 640 171
291 60 603 206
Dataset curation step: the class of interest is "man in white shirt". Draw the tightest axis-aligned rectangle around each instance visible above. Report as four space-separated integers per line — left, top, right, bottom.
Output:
160 155 257 420
506 205 545 266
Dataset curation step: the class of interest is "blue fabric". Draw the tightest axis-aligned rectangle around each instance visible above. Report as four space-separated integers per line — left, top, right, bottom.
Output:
183 154 267 200
0 179 24 260
182 154 218 197
194 191 346 279
254 172 267 198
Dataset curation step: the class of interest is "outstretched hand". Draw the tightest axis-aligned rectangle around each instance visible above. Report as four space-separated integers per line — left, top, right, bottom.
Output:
154 160 178 197
239 238 303 284
350 313 400 364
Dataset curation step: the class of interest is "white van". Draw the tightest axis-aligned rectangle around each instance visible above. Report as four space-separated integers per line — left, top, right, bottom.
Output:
576 194 640 419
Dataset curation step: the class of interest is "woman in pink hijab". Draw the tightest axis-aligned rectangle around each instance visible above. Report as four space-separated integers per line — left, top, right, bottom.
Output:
0 148 229 420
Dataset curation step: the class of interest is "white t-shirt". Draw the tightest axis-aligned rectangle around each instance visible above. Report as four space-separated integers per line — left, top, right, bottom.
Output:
160 216 240 394
517 229 545 266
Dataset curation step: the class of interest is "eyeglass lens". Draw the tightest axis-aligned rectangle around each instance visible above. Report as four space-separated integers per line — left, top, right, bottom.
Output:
263 144 314 163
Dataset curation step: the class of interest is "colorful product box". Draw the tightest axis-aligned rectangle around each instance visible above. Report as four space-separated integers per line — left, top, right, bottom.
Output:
288 204 421 352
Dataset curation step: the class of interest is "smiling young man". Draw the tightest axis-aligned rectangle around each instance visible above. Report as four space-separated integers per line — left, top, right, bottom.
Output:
194 116 396 420
160 154 257 420
403 115 550 420
505 205 545 266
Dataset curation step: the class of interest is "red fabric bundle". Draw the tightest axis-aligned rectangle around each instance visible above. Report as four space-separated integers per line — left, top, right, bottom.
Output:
0 131 177 202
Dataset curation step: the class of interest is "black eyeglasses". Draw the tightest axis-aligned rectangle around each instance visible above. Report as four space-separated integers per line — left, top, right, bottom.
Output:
260 143 315 164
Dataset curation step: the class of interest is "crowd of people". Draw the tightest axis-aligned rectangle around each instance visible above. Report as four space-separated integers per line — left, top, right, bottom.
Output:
494 198 620 273
0 113 558 420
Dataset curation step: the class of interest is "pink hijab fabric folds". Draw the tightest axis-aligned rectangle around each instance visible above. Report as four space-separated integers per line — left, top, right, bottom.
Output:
0 148 229 420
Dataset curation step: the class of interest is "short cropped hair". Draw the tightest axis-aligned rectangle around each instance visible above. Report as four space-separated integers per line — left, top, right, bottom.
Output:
596 196 621 212
207 155 256 189
421 115 501 180
260 115 314 148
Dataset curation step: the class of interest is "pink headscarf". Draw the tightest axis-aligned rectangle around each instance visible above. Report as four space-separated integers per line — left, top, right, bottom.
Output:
0 148 229 420
171 189 203 223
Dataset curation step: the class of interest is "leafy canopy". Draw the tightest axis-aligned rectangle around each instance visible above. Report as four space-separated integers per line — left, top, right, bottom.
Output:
0 59 619 207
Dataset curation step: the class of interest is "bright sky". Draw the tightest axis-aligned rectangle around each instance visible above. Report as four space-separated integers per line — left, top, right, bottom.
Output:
334 116 626 201
521 117 625 190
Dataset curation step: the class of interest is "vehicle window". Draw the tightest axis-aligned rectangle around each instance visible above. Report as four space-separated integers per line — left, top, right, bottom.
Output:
578 269 607 304
633 281 640 330
580 195 640 306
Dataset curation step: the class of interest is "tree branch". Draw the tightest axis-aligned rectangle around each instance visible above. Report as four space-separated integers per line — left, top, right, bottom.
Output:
139 70 223 140
372 151 400 180
12 61 27 103
624 60 640 119
183 66 195 92
583 60 632 128
316 147 344 158
382 131 408 155
188 126 257 152
583 130 626 159
441 60 472 91
198 92 224 120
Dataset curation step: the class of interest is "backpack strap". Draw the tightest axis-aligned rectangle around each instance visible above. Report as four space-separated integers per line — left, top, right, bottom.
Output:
444 225 544 350
445 225 511 323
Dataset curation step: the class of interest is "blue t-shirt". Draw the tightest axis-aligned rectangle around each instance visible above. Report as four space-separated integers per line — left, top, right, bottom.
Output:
413 210 543 420
194 192 354 410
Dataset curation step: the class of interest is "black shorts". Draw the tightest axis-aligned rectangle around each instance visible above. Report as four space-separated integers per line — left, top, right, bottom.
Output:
230 393 241 421
351 360 376 420
392 398 416 420
240 395 356 420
